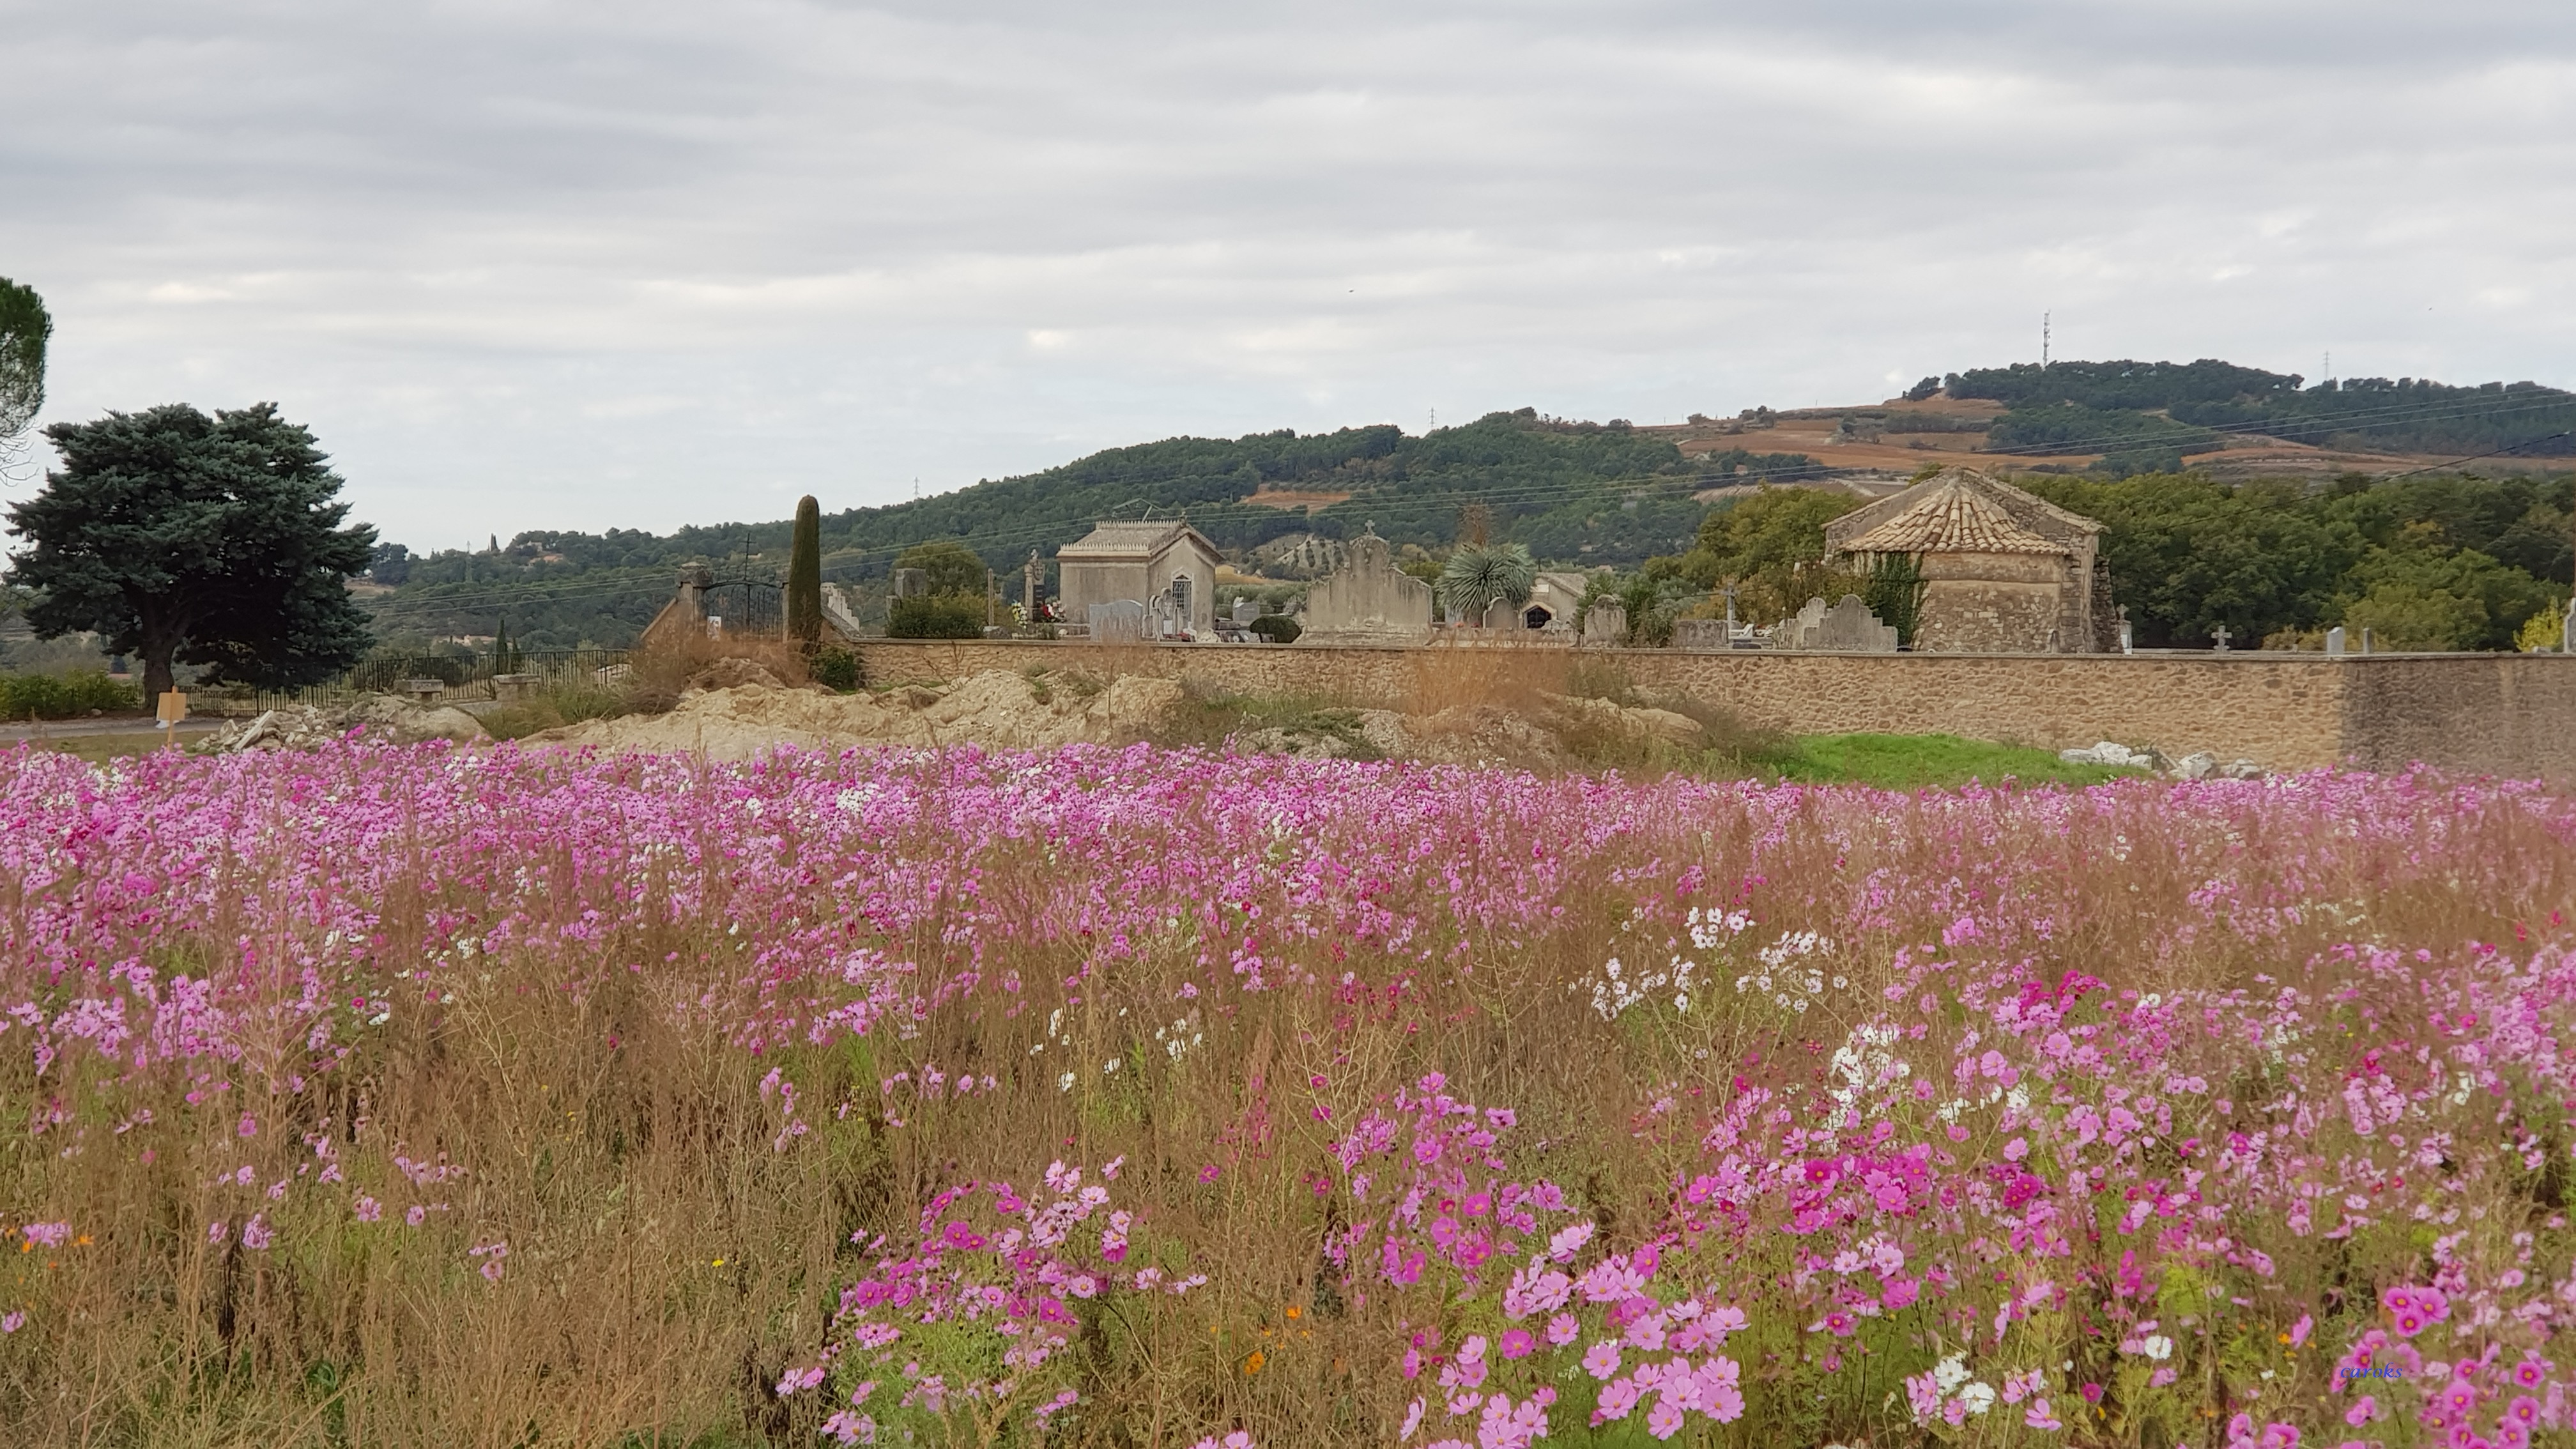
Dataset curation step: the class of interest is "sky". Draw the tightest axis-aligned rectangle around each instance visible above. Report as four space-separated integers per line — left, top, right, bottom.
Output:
6 0 2574 551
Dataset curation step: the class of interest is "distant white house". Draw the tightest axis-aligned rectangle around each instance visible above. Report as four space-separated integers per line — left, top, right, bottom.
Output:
1057 520 1223 638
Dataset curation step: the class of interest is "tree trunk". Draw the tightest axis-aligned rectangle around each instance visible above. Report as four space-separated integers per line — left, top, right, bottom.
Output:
139 611 180 702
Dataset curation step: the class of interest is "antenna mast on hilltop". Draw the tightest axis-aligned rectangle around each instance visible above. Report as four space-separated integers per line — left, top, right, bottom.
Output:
2042 312 2051 369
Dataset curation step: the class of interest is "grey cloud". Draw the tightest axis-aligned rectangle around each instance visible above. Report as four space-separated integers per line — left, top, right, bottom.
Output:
4 1 2573 546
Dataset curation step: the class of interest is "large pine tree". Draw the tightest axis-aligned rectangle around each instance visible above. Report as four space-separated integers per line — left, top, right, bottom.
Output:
4 402 377 697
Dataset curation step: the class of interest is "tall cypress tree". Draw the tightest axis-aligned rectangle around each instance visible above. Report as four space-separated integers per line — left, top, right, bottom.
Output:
787 494 822 647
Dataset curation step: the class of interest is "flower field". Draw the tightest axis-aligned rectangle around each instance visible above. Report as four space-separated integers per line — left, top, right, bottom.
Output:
1 739 2573 1448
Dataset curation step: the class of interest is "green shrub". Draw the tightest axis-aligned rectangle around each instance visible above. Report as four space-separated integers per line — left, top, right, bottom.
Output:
811 646 860 691
0 671 142 720
887 596 988 640
1246 615 1301 643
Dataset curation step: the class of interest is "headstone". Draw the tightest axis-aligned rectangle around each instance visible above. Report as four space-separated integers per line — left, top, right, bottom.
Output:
2211 624 2231 652
2361 627 2375 654
2324 625 2346 657
1671 618 1731 652
1582 601 1627 647
1232 597 1260 625
1087 599 1147 643
1781 597 1830 648
1780 595 1897 652
1817 595 1899 652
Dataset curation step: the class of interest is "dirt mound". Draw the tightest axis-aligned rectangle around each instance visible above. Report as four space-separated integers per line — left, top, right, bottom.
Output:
532 672 1190 761
194 696 489 753
686 658 795 693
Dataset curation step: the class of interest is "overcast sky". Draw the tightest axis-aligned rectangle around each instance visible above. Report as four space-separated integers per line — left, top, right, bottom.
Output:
6 1 2573 550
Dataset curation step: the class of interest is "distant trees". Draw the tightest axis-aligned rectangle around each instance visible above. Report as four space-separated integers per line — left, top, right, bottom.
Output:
2023 471 2570 651
893 539 989 599
3 403 376 696
0 277 48 461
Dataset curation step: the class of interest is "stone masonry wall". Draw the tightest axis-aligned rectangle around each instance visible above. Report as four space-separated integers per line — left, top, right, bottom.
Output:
850 640 2576 779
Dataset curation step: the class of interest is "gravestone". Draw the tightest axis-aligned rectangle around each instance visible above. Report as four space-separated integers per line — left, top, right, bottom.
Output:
1303 530 1433 641
1671 618 1733 652
1781 595 1897 652
2325 625 2346 657
1232 597 1260 625
1087 599 1147 643
1581 601 1627 647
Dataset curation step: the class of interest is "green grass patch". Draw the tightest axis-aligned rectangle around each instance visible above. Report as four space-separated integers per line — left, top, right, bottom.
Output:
1767 732 2143 788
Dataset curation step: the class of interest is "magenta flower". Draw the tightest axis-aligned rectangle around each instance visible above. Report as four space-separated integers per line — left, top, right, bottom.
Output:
1498 1330 1534 1360
1581 1340 1621 1381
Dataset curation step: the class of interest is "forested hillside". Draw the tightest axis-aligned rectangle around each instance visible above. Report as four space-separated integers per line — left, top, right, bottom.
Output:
366 410 1745 647
358 360 2576 652
1949 358 2576 462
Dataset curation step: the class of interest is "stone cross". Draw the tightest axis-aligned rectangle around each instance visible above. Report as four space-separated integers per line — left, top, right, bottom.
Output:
2211 624 2231 652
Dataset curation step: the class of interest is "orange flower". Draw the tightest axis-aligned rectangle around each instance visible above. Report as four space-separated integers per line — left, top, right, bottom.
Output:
1243 1350 1266 1376
1284 1305 1301 1321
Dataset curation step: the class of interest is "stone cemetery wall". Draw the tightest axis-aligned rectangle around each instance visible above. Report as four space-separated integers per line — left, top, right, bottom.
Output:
849 640 2576 778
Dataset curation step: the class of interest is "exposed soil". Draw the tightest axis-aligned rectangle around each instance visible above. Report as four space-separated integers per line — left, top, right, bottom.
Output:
528 671 1729 769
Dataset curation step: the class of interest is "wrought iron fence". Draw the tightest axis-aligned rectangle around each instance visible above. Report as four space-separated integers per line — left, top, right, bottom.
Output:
197 648 632 717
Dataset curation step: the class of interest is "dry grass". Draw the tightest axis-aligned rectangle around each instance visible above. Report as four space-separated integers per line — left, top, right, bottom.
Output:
5 748 2564 1447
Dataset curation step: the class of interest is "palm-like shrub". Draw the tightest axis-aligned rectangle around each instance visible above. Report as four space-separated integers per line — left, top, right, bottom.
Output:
1436 542 1538 622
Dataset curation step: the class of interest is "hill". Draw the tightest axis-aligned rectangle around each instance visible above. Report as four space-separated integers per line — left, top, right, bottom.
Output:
364 410 1814 648
361 362 2576 650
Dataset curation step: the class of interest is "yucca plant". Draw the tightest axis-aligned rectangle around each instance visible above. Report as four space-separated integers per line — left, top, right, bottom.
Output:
1436 542 1538 623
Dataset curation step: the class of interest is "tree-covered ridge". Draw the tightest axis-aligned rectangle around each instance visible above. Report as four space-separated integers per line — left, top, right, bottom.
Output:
1949 358 2576 459
367 410 1750 647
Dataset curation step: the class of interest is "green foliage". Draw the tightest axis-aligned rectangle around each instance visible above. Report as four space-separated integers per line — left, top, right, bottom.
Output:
1648 486 1865 624
0 670 139 720
4 402 377 696
811 645 859 691
0 275 49 443
1984 402 2221 462
1435 542 1539 620
2023 470 2570 650
893 539 988 599
1246 615 1301 643
1949 356 2576 459
491 618 521 675
787 495 823 644
886 595 986 639
2515 604 2570 653
1694 447 1824 482
1903 375 1942 402
1860 553 1928 645
1949 358 2302 413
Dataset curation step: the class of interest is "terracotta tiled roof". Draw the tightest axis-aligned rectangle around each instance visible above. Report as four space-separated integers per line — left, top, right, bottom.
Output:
1059 521 1218 558
1836 477 2067 555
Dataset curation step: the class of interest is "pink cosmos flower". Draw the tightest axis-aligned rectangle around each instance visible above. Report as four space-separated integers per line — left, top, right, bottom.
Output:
0 1312 23 1333
2026 1398 2063 1430
241 1214 272 1250
1545 1314 1579 1346
1498 1330 1534 1360
1582 1341 1622 1381
1644 1399 1685 1440
406 1206 427 1227
2346 1396 2377 1426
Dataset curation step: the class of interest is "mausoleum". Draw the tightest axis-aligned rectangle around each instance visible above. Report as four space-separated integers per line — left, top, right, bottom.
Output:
1822 468 2114 654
